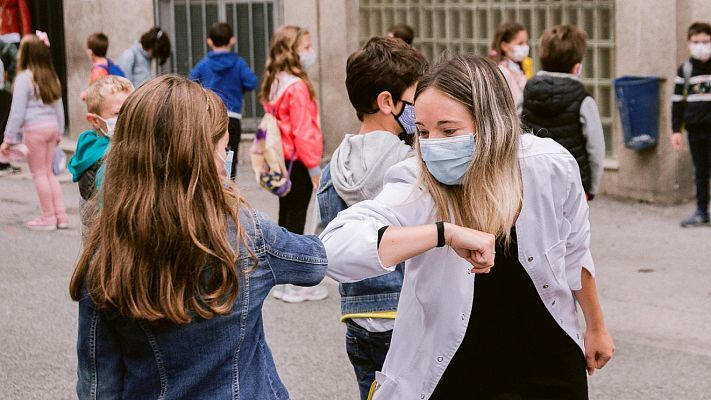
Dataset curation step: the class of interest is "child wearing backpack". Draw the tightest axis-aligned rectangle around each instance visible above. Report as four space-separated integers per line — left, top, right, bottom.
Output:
317 36 427 399
672 22 711 227
85 33 125 83
68 75 133 232
522 24 605 201
0 34 67 230
190 22 257 179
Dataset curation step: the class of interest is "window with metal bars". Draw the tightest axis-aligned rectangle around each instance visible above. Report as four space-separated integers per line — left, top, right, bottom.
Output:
359 0 616 158
155 0 283 130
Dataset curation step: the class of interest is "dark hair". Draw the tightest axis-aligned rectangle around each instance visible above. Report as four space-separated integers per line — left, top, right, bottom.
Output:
388 23 415 45
209 22 233 47
490 21 526 62
688 22 711 39
19 35 62 104
87 32 109 57
539 24 587 73
346 36 428 120
140 27 171 65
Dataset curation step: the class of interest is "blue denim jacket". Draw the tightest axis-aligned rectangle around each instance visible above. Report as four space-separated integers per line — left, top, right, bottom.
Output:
76 209 328 400
317 165 403 317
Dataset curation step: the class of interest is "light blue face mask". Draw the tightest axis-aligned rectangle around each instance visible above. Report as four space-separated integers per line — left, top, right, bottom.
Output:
221 149 234 180
419 133 475 185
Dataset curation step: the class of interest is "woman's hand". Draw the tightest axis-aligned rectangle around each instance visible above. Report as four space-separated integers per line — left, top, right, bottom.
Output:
584 327 615 375
444 222 496 273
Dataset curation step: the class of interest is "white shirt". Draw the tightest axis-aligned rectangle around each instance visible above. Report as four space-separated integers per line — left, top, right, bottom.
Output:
321 134 595 400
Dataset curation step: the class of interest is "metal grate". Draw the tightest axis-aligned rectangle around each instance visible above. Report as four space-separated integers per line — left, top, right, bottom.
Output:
155 0 282 130
359 0 617 158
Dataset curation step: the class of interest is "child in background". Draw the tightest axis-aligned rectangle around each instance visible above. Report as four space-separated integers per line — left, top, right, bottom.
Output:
490 21 530 112
68 75 133 230
522 24 605 201
318 36 427 399
190 22 257 179
85 33 123 83
116 26 172 87
0 34 67 230
671 22 711 227
387 23 415 45
260 25 325 302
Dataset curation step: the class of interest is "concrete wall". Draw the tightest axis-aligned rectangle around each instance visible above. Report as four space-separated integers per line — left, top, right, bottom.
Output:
601 0 711 204
63 0 154 139
283 0 361 162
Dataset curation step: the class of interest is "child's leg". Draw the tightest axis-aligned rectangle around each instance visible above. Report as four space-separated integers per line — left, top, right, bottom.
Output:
24 128 56 222
227 117 241 179
688 132 710 216
345 320 392 400
44 132 67 223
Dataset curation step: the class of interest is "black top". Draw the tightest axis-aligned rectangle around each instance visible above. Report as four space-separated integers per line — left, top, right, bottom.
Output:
672 58 711 133
431 229 588 400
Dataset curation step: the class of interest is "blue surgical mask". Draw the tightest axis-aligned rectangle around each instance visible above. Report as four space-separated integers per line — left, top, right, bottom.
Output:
220 149 234 180
419 134 475 185
393 101 416 136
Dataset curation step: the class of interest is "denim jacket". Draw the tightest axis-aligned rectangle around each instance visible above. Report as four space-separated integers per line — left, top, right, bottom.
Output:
76 209 328 400
317 165 403 317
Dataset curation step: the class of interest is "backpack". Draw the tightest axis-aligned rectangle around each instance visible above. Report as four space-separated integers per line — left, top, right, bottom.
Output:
682 60 693 98
96 60 126 78
249 78 300 197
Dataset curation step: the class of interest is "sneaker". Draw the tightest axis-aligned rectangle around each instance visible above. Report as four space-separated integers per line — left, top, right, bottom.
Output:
280 284 329 303
26 216 58 231
57 216 69 229
271 285 285 300
680 211 710 227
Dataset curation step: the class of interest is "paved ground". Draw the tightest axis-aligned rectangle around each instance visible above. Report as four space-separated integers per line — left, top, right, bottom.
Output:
1 162 710 399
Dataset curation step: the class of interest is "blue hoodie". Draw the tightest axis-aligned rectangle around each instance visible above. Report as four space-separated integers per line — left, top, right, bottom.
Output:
189 51 258 116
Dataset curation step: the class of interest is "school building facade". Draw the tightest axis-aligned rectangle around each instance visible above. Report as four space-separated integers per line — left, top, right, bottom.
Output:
61 0 711 204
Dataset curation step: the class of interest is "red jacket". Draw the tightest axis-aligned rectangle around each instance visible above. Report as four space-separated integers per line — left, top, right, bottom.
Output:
264 78 323 172
1 0 31 36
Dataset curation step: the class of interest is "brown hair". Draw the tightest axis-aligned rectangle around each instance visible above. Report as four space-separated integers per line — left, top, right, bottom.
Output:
388 23 415 45
490 21 526 62
18 34 62 104
414 54 522 244
259 25 316 102
140 27 171 65
209 22 233 47
86 32 109 57
346 36 428 120
85 75 134 114
539 24 587 73
688 22 711 39
69 75 251 324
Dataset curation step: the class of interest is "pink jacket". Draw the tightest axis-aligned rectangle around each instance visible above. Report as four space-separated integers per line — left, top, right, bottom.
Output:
263 76 323 174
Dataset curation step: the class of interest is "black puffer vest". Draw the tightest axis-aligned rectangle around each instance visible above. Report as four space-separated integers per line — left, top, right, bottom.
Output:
522 75 592 193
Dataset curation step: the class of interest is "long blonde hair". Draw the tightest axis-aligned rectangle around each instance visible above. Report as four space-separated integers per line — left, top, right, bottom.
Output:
259 25 316 102
415 54 523 242
70 75 251 324
17 34 62 104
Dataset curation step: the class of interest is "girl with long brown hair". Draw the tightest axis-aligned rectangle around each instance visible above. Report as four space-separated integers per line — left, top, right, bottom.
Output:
322 54 613 399
490 21 531 112
69 75 327 399
260 25 327 302
0 34 67 230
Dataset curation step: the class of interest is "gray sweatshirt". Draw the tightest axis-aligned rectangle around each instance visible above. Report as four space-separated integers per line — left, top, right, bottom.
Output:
116 42 153 88
330 131 413 206
3 70 64 144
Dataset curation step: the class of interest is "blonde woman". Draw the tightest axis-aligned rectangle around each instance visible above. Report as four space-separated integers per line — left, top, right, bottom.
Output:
260 25 327 302
321 54 614 399
70 75 327 399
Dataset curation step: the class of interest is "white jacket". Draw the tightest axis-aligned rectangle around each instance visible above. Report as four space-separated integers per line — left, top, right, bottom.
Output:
320 134 595 400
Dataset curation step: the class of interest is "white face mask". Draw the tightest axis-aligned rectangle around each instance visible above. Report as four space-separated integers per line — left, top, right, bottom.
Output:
299 50 317 69
511 44 530 62
689 42 711 61
95 115 118 138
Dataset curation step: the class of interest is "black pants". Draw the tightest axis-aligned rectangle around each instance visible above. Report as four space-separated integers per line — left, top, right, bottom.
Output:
278 160 312 234
227 117 241 179
688 131 711 215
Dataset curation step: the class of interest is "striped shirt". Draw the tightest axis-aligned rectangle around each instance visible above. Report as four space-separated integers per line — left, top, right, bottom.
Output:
672 58 711 133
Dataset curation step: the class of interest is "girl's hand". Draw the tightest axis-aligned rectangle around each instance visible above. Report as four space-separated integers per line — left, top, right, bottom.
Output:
584 327 615 375
0 142 9 155
444 223 496 273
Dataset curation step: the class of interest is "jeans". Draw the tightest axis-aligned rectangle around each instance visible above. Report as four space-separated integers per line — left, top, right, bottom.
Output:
24 123 66 221
688 131 711 215
345 320 392 400
278 159 312 234
227 117 241 179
